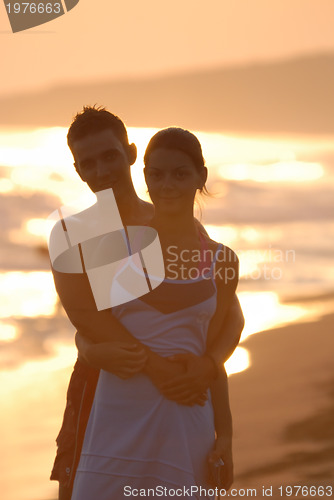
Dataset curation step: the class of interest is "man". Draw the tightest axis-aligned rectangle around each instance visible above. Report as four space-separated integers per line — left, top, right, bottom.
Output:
49 106 244 500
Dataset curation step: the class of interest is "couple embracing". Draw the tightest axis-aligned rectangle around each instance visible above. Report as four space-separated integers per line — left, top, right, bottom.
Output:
49 106 244 500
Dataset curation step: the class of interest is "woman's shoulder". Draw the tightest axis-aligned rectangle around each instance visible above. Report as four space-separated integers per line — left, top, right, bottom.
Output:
204 237 239 266
196 222 238 262
204 238 239 288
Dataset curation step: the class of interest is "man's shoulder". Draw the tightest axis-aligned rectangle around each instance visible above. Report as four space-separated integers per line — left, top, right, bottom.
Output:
49 211 87 251
141 199 154 212
137 198 154 216
49 207 91 235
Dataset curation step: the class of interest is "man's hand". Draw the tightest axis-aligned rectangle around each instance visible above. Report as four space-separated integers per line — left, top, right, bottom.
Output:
75 332 147 379
144 353 186 392
207 436 233 491
158 352 217 406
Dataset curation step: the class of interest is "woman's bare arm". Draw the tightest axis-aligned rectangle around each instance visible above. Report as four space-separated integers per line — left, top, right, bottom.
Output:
207 369 234 491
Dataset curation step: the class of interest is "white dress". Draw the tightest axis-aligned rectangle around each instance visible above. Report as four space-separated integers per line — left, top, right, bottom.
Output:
71 249 221 500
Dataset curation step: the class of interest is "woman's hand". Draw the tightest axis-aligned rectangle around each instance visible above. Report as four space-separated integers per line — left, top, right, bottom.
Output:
207 436 233 492
75 332 147 379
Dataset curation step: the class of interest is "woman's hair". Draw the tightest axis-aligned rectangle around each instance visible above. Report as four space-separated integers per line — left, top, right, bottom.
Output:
144 127 209 194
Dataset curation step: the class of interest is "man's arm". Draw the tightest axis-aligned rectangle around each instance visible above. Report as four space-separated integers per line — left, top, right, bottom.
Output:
52 267 190 387
74 333 147 379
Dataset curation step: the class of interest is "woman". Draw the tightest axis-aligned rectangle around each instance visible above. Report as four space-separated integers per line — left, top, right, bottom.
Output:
71 128 239 499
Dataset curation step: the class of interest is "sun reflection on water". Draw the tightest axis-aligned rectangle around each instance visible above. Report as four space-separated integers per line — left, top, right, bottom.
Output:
25 217 55 241
0 178 14 193
238 291 308 341
225 346 250 376
0 126 329 208
218 161 324 183
0 272 57 318
0 322 17 342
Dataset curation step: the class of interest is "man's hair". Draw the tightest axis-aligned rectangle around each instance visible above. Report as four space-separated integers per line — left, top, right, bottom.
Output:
67 105 130 154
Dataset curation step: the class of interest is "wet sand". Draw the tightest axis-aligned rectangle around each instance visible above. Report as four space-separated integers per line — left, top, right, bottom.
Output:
229 312 334 494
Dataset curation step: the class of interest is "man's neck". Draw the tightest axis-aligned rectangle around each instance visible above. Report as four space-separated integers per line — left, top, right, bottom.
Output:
95 183 152 226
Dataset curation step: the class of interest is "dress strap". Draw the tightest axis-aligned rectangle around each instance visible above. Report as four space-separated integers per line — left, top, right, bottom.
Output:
209 243 223 274
198 229 210 251
198 230 211 273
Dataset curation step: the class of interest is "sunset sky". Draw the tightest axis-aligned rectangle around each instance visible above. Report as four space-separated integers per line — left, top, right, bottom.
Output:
1 0 334 97
1 3 334 499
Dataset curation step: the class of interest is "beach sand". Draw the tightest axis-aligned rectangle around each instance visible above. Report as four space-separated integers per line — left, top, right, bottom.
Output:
1 312 333 500
229 312 334 496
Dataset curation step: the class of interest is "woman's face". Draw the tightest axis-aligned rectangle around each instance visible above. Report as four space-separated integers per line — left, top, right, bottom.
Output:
144 148 206 215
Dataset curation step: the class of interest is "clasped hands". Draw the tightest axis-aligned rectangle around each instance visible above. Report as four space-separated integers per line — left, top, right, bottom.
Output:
75 332 216 406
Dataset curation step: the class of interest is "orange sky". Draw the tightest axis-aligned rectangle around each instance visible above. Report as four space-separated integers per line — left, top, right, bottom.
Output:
1 0 334 96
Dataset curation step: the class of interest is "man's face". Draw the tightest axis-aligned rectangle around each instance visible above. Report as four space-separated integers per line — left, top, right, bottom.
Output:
72 129 132 193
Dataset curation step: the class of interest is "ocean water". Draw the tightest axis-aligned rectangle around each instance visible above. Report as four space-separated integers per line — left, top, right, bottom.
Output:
1 126 333 330
0 127 334 500
1 126 334 364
